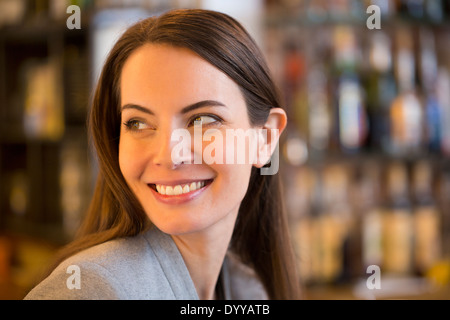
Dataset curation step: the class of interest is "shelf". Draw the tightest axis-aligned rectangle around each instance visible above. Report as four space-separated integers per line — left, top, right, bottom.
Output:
0 10 92 244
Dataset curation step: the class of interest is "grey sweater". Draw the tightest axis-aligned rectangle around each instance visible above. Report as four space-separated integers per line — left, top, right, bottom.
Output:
24 227 268 300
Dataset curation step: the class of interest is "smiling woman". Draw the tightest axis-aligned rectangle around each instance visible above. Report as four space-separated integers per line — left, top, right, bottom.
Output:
24 9 301 300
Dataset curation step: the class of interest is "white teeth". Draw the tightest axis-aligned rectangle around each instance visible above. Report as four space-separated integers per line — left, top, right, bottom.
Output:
173 185 182 195
157 185 166 195
154 181 208 196
165 186 174 196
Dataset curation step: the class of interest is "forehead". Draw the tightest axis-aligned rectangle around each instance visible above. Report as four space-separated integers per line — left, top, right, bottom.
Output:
120 43 243 107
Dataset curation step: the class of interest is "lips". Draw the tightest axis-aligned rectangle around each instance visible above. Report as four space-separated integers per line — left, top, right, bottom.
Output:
148 179 213 196
147 179 213 205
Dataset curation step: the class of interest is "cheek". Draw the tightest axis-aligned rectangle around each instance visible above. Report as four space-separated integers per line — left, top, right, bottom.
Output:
213 163 252 204
119 137 146 183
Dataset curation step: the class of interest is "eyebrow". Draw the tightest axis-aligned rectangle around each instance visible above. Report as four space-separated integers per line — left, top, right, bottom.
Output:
121 100 226 115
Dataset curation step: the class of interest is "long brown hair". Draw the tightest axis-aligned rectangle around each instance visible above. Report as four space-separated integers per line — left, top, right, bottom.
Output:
46 9 301 300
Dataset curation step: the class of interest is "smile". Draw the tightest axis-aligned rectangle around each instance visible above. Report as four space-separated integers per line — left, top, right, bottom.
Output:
149 179 213 196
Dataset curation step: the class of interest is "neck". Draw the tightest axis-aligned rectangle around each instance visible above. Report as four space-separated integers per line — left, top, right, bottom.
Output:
171 209 238 300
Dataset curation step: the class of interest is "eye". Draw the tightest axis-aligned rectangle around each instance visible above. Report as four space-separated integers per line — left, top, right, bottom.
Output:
123 119 151 131
189 114 221 127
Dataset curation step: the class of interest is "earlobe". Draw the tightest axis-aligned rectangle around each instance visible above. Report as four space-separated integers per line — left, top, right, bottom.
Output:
253 108 287 169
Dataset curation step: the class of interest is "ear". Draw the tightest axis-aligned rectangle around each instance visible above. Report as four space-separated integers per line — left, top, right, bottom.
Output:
253 108 287 169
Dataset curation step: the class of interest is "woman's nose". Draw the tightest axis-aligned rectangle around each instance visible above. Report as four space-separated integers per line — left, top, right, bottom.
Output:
152 126 193 168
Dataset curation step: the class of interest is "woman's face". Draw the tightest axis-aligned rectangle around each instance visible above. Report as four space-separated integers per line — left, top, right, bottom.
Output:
119 44 256 236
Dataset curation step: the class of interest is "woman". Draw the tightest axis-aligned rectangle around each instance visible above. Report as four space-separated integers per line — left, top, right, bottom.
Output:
25 8 301 300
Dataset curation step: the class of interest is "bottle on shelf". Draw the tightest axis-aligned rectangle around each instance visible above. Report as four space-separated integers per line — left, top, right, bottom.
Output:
365 30 397 152
419 28 442 153
23 57 64 141
360 161 384 272
382 161 414 275
332 26 368 154
291 166 320 286
412 160 442 275
308 172 325 286
388 26 423 156
317 164 352 283
306 64 331 154
436 68 450 156
282 40 306 122
336 73 368 153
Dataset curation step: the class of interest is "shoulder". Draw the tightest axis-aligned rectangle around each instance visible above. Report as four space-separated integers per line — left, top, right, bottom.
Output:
24 259 123 300
24 236 141 300
223 252 269 300
24 229 182 300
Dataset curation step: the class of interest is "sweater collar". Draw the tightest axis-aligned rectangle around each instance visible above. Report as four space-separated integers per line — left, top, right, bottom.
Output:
143 226 199 300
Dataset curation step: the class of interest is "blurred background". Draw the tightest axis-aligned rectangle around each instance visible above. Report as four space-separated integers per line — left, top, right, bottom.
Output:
0 0 449 300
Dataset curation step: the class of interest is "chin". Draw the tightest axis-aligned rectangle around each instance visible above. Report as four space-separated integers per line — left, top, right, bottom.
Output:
150 215 214 236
